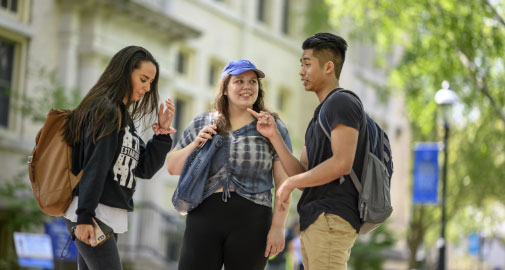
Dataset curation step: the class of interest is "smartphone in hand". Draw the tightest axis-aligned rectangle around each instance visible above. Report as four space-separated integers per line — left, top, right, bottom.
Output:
91 218 112 247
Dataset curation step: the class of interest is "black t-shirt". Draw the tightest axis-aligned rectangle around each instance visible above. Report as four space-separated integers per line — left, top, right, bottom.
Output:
297 88 366 232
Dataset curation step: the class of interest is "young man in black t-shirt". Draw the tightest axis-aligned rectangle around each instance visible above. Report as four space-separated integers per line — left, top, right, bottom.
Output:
248 33 365 269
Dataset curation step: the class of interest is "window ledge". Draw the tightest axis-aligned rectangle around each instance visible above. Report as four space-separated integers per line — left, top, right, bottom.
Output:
0 15 33 38
0 129 33 154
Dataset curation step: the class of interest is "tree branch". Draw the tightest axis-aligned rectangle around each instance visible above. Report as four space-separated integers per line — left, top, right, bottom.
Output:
483 0 505 28
457 49 505 126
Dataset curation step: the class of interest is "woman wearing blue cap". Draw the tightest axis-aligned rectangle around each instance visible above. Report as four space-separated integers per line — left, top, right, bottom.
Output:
166 60 292 269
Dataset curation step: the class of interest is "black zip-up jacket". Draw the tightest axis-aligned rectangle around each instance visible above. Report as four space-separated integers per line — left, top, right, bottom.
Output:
71 107 172 225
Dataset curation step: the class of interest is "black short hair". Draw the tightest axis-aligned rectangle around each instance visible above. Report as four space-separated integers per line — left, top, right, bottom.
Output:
302 33 348 79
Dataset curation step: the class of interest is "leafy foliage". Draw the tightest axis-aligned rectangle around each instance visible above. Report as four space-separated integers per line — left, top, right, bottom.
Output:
350 225 396 270
0 172 46 230
12 68 81 123
307 0 505 267
0 171 47 269
0 68 81 267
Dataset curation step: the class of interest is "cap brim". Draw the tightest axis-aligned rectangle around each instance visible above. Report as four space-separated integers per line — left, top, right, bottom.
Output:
228 68 265 78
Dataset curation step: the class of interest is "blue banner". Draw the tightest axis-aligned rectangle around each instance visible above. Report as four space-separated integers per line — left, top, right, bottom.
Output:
468 233 480 256
45 217 78 261
413 143 440 204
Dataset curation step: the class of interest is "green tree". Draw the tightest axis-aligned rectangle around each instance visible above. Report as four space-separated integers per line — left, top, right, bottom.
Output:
350 225 396 270
306 0 505 268
0 172 47 269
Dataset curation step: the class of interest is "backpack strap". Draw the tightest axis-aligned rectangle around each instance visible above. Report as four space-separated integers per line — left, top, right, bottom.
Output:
317 89 368 189
371 119 379 151
318 96 344 184
380 127 385 159
383 133 391 163
317 105 332 139
348 129 369 194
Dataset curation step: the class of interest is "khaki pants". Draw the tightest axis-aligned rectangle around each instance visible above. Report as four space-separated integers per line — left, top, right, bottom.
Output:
300 213 358 270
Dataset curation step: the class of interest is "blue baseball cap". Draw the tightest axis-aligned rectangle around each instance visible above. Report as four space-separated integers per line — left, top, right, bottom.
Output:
221 60 265 79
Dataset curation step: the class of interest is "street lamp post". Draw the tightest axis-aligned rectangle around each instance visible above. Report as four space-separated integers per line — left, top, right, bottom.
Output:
434 81 458 270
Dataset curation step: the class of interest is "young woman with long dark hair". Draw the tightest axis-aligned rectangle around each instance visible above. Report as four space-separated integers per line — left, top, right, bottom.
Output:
63 46 176 269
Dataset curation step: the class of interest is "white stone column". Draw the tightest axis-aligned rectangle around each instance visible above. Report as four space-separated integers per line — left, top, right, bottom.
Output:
57 3 80 92
271 0 283 33
77 52 102 95
239 0 255 57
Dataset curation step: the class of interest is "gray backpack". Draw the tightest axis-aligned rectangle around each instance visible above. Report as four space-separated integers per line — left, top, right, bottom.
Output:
318 89 393 234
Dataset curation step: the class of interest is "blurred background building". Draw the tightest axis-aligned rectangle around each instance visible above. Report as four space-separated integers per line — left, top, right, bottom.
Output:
0 0 412 269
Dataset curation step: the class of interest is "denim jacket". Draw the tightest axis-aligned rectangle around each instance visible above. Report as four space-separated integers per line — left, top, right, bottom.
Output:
172 134 224 215
176 112 292 207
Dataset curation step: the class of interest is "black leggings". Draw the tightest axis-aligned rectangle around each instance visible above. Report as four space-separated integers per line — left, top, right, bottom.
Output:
178 193 272 270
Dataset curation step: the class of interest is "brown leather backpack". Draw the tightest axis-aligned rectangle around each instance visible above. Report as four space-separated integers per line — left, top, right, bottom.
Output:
28 109 82 216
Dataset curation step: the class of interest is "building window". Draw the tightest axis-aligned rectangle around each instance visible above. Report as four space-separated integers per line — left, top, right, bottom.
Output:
173 98 186 141
208 61 223 87
0 39 14 127
281 0 290 34
0 0 18 13
176 51 188 75
0 0 29 22
209 65 217 86
257 0 266 23
212 0 228 6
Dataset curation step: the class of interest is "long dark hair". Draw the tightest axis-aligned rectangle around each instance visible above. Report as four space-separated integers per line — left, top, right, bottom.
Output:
213 73 276 135
63 46 160 145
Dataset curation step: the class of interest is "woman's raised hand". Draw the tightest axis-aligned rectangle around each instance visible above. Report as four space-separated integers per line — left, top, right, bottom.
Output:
157 98 177 133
